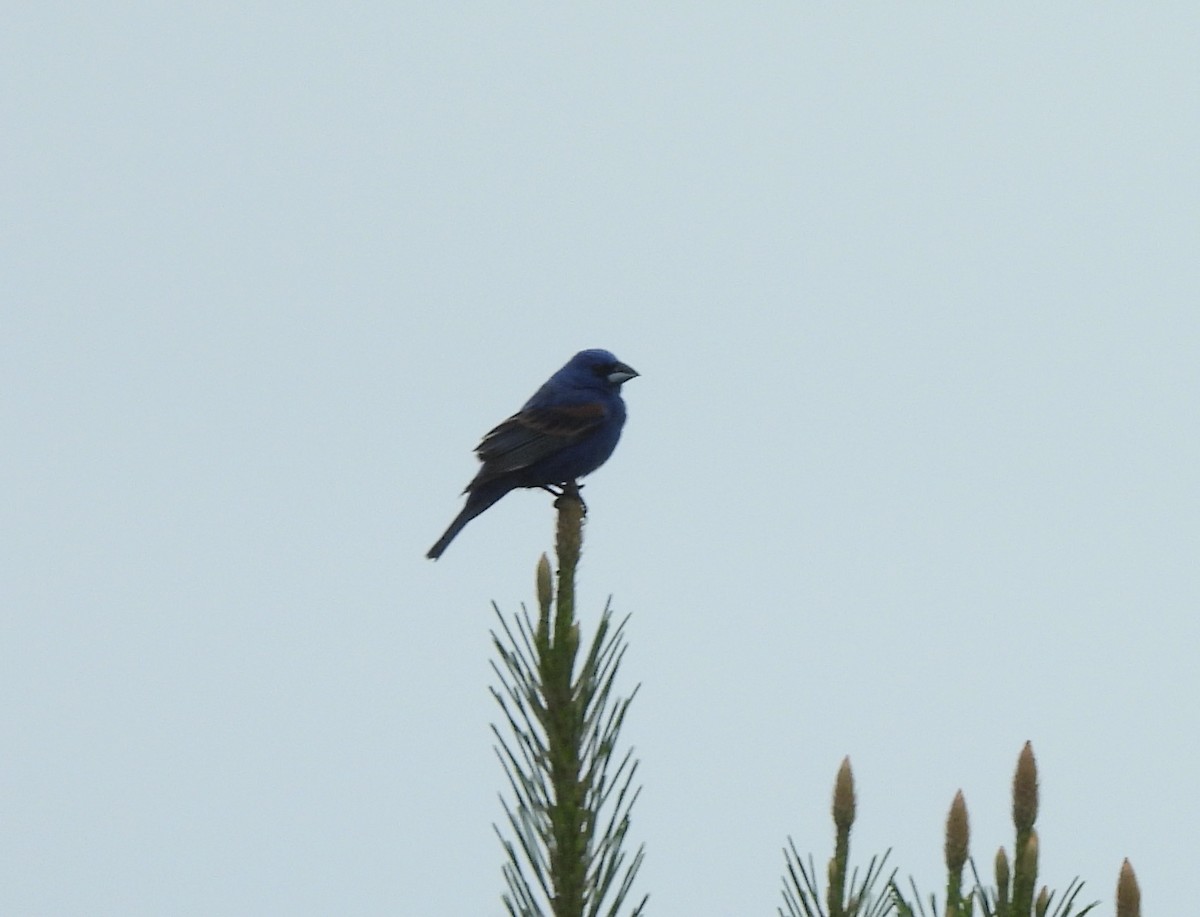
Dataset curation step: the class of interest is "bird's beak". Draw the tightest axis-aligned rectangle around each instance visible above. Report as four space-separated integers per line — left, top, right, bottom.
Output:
608 361 639 385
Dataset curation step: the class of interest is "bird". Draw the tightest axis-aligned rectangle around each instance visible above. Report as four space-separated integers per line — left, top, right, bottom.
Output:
427 349 638 559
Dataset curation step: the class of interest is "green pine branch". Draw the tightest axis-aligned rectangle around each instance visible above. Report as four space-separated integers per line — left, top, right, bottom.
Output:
891 743 1105 917
490 487 646 917
780 757 896 917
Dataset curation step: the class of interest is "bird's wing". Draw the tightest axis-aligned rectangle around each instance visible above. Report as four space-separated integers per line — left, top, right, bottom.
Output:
473 401 608 477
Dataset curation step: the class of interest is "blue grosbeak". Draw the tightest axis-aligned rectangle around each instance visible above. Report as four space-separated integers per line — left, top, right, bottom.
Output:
427 349 639 559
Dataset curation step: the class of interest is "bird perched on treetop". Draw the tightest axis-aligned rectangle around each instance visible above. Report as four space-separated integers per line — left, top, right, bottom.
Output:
426 349 638 559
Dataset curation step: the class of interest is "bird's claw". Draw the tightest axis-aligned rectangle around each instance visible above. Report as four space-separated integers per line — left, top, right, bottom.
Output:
549 480 587 513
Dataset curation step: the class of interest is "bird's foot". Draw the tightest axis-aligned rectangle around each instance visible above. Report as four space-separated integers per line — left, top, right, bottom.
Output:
551 480 587 513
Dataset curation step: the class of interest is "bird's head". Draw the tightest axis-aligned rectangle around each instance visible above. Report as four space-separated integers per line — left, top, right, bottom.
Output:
569 349 639 389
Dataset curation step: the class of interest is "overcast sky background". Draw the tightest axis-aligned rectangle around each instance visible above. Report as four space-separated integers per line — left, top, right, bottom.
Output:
4 5 1197 915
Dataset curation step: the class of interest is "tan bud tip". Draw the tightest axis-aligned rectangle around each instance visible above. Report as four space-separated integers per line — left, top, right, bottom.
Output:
832 756 856 830
536 554 553 608
1012 741 1039 831
554 488 585 565
995 846 1010 892
944 790 970 871
1116 859 1141 917
567 622 580 655
1035 886 1049 917
1020 830 1039 875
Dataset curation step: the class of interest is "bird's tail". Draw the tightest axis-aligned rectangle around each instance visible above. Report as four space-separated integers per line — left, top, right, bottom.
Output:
426 507 475 560
426 482 510 559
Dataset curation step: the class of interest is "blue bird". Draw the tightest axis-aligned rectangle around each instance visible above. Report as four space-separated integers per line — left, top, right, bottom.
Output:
427 349 638 559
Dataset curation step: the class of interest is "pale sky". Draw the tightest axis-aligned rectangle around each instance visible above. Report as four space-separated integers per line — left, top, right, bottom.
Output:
4 5 1197 915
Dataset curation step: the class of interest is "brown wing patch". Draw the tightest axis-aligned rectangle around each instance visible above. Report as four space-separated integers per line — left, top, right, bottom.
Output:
514 403 606 438
471 402 607 477
551 403 606 417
